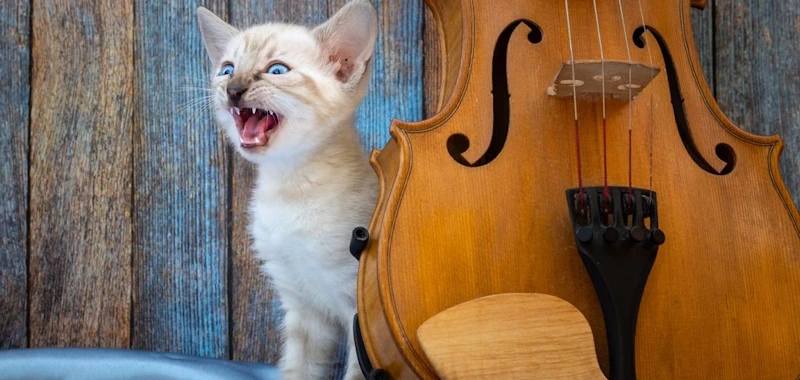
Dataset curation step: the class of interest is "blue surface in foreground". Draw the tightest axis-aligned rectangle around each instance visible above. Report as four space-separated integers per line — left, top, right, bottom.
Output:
0 348 281 380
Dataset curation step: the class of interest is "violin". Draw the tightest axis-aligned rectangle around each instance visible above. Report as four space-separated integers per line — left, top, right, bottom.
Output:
352 0 800 378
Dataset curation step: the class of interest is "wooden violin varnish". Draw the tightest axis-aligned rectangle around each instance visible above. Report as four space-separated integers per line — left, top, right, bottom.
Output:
351 0 800 379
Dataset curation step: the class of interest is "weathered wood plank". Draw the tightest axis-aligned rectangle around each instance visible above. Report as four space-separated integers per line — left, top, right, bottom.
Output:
691 3 714 92
714 1 800 205
133 0 229 358
0 0 30 350
228 0 329 364
423 3 441 118
28 0 133 348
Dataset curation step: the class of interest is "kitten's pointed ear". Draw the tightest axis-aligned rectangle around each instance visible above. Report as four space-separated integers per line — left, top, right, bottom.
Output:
313 0 378 92
196 7 238 64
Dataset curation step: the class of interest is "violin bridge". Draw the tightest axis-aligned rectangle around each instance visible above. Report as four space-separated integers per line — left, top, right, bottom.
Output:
547 60 661 100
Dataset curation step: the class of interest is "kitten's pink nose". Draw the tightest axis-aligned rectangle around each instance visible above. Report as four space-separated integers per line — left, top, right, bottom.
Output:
227 83 247 103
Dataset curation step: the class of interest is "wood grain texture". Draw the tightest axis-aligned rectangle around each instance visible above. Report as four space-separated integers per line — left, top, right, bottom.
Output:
133 0 229 358
423 4 442 118
714 0 800 206
0 0 30 350
417 294 605 380
228 0 329 365
28 0 133 348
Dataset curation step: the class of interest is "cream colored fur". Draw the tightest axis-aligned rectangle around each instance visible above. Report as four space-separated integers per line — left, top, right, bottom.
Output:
197 2 379 379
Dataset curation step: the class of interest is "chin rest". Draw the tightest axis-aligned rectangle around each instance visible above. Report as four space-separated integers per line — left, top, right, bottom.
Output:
416 293 607 380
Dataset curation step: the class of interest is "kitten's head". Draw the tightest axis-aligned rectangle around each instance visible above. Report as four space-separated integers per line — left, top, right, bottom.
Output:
196 1 377 165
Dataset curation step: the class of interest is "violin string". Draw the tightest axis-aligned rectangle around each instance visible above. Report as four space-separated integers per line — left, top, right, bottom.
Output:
565 0 584 208
636 0 656 198
592 0 610 205
617 0 634 196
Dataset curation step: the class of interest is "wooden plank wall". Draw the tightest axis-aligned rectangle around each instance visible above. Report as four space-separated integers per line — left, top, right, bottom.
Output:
133 0 230 358
0 0 29 350
0 1 798 379
28 0 134 348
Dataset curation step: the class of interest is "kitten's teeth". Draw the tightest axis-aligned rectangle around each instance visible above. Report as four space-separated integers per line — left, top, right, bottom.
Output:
252 108 257 114
235 108 240 115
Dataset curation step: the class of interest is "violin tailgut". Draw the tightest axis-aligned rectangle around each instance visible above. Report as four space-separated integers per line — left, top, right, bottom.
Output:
548 60 661 100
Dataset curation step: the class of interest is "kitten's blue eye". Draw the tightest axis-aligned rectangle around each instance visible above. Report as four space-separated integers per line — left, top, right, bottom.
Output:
267 63 290 75
218 64 234 76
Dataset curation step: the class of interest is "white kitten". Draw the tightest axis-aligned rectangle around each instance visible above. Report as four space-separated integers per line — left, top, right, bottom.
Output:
196 2 379 379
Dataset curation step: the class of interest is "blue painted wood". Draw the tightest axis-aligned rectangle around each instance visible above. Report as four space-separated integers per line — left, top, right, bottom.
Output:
0 0 30 350
28 0 133 348
228 0 329 365
344 0 426 151
714 1 800 206
691 5 714 93
133 0 230 358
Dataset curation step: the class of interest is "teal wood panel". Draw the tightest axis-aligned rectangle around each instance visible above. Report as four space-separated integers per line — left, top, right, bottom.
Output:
133 0 230 358
28 0 134 348
714 1 800 206
0 0 30 350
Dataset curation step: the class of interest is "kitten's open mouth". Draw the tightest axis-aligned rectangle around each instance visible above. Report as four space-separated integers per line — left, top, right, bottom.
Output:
230 107 281 149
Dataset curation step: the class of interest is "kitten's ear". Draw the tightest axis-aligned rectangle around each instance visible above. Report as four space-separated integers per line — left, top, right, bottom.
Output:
196 7 238 64
313 0 378 91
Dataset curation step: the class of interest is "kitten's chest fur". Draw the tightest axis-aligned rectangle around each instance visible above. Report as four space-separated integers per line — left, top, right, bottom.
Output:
247 137 377 317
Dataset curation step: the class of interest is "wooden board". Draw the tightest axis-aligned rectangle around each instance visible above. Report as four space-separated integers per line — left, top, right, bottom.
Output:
423 4 442 118
691 6 714 92
0 0 30 350
714 1 800 206
228 0 329 365
132 0 230 358
28 0 134 348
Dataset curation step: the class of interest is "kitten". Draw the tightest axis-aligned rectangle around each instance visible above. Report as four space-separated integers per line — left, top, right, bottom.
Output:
196 2 379 379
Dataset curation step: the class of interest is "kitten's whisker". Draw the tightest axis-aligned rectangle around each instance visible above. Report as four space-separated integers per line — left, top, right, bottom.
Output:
174 99 215 117
155 88 216 96
176 100 211 113
180 75 213 85
173 94 214 107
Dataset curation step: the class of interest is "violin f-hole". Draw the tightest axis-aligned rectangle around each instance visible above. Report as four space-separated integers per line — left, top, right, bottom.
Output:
447 20 542 167
634 26 736 176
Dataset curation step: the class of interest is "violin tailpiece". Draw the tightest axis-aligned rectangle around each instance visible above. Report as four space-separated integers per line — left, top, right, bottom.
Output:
566 186 665 380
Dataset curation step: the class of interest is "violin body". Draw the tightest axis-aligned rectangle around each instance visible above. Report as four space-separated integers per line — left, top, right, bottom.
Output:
356 0 800 378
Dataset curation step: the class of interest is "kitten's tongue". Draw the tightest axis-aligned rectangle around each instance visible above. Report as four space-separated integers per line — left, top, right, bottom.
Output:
240 113 277 148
